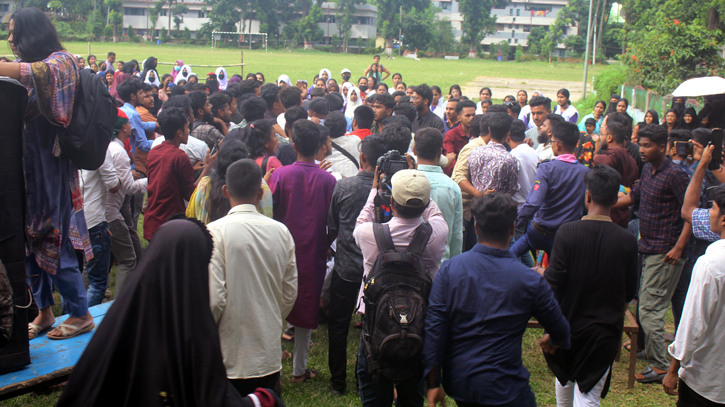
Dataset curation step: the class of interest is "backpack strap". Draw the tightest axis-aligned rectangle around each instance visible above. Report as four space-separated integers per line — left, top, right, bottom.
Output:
261 156 270 173
331 141 360 169
406 222 432 256
372 223 396 253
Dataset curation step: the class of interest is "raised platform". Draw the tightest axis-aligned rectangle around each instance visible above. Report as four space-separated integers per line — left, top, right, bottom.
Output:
0 302 113 401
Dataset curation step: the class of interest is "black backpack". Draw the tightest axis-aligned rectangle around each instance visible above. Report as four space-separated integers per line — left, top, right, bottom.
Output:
54 68 117 170
361 222 433 382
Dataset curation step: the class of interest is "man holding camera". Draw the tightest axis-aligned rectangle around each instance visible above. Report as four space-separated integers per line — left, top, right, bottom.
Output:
353 164 448 407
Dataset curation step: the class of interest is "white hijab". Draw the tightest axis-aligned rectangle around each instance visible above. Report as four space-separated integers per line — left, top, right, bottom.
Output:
319 68 332 85
341 82 353 99
215 67 228 90
277 74 292 87
345 86 362 119
144 70 161 87
174 65 193 84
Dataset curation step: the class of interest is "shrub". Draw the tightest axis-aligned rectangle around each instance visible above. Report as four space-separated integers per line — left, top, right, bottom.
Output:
593 64 626 99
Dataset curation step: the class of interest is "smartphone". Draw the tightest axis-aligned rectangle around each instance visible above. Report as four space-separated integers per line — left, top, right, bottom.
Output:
710 129 723 171
675 141 691 157
210 140 220 156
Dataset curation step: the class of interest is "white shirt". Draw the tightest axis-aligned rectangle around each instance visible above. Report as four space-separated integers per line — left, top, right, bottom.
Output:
207 204 298 379
431 101 445 119
536 142 554 162
80 152 119 229
152 135 208 165
474 101 487 115
328 135 361 178
105 139 148 223
519 105 532 127
510 143 539 208
669 239 725 403
277 112 287 133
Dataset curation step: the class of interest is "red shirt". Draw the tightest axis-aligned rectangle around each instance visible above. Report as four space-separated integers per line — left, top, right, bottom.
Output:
348 128 372 141
443 125 470 176
144 141 196 240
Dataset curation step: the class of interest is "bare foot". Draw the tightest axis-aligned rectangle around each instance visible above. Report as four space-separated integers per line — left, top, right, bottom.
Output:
635 366 666 381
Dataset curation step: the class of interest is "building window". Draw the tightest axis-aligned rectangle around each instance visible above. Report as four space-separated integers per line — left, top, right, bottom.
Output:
160 9 167 16
198 10 205 18
324 15 336 23
515 25 519 29
516 8 520 16
524 25 531 32
515 39 518 43
440 2 451 10
124 7 146 16
0 4 9 12
508 24 512 29
508 38 511 43
357 16 374 25
509 8 513 15
511 30 515 37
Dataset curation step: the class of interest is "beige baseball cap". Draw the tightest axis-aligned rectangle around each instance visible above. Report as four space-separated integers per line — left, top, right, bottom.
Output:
391 170 431 208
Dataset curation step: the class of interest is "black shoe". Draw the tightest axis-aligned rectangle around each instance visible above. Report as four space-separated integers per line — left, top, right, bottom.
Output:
330 385 345 396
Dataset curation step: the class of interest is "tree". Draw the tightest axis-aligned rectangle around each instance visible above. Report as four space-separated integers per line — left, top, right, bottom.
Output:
526 26 547 55
401 6 435 51
623 17 724 95
297 4 324 49
337 0 365 53
374 0 430 55
564 34 585 54
458 0 497 58
105 0 123 42
148 0 165 40
172 3 189 33
428 18 456 53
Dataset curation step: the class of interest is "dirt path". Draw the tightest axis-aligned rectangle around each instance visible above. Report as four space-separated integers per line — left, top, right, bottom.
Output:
461 75 586 102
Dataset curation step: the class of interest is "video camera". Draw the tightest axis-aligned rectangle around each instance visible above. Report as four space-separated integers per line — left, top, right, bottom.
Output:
376 150 408 190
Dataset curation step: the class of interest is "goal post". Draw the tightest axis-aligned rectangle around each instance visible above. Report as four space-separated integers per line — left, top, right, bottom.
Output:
211 31 268 52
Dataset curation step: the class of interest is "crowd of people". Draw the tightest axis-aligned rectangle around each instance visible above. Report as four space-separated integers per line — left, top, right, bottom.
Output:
2 7 725 407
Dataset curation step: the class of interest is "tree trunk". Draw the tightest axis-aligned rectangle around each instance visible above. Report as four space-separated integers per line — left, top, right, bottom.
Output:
304 40 314 50
113 25 118 43
468 41 477 58
708 7 721 30
596 0 608 55
385 38 393 56
168 0 173 37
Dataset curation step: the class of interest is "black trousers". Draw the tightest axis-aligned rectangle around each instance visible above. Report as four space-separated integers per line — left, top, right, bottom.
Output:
229 371 281 399
678 379 725 407
327 270 362 391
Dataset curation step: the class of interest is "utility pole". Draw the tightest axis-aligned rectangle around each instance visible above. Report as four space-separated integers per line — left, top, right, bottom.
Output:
398 5 402 56
582 0 594 99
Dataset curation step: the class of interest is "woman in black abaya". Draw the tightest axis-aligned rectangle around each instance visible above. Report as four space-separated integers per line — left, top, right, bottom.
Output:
57 219 283 407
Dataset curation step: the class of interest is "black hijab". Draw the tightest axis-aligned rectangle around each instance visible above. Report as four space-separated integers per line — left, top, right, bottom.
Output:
57 219 250 407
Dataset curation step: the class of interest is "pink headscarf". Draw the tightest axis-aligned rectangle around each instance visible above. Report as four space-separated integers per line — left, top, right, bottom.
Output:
170 60 184 81
110 72 131 103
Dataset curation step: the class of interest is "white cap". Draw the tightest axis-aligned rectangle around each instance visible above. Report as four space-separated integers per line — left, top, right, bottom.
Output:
341 68 351 75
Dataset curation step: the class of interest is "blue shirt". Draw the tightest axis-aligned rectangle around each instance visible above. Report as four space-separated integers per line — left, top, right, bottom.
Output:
121 103 156 157
517 158 590 231
423 244 570 405
417 164 463 262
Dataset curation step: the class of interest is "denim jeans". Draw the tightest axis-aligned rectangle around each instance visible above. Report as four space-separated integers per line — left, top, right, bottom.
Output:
27 232 88 318
328 271 363 392
510 222 555 260
357 342 424 407
85 222 112 307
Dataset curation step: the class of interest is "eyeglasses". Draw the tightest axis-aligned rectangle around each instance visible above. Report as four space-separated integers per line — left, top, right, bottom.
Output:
410 96 421 101
503 101 516 107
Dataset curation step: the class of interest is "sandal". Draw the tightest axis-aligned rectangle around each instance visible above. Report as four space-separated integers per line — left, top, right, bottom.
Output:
636 367 666 384
292 369 319 383
623 342 632 352
28 322 53 340
46 323 95 340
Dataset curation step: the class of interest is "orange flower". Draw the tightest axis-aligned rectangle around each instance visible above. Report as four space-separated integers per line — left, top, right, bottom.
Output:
632 55 637 61
674 19 680 25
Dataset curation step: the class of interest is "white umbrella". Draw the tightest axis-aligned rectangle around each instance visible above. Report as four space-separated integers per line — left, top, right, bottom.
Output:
671 76 725 97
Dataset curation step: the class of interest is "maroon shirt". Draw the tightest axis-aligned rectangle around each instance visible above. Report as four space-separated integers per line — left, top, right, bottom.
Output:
593 147 639 228
443 125 470 176
144 141 196 240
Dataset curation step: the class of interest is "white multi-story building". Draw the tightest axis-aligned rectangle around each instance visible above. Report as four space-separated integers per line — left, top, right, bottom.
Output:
0 1 15 27
433 0 578 54
121 0 378 43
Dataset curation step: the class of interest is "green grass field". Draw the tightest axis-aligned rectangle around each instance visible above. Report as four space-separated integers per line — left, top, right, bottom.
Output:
1 41 604 103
